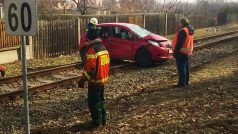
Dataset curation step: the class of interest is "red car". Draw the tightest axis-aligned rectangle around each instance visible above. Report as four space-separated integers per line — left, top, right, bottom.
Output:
80 23 173 67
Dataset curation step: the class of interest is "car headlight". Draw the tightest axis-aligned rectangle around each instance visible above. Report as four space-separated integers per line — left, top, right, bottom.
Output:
166 43 172 48
148 40 160 47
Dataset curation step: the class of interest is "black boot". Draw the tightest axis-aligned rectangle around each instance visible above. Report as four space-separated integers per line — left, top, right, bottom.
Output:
101 102 107 126
174 84 186 88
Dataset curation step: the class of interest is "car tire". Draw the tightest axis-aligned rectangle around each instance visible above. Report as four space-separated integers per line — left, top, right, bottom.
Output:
80 47 88 63
135 48 152 68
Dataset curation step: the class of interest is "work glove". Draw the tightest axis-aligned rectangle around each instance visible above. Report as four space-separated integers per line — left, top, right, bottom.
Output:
0 71 5 77
78 78 86 88
188 25 195 35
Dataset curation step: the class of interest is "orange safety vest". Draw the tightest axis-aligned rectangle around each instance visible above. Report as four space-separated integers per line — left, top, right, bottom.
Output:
0 65 5 71
82 40 110 85
172 27 194 55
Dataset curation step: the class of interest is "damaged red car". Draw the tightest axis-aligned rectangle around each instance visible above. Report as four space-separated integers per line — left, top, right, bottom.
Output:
80 23 173 67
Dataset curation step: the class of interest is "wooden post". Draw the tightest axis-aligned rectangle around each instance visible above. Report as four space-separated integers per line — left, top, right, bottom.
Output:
143 14 146 28
75 18 81 50
43 21 46 58
115 15 119 23
0 6 3 19
165 13 168 36
28 36 33 59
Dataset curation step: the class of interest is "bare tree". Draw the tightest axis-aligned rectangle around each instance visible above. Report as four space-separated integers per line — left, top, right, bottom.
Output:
115 0 180 14
100 0 118 14
158 0 180 13
71 0 88 15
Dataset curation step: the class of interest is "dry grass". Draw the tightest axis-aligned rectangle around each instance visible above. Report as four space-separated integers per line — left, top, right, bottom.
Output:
1 36 237 134
3 54 80 77
0 24 238 134
98 52 238 134
15 42 237 134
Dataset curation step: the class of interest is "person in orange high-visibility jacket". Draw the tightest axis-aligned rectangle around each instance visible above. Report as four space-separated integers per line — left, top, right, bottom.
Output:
78 18 110 128
0 65 6 77
172 18 195 87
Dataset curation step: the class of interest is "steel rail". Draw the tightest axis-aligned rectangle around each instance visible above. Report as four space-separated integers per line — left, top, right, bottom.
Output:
194 30 238 44
0 63 132 101
0 32 238 101
0 63 81 85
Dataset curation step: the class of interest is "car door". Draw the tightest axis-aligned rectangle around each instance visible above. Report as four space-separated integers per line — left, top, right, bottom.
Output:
105 26 134 60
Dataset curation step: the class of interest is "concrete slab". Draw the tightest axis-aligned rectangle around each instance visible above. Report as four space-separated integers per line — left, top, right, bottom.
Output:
0 49 19 64
0 45 32 64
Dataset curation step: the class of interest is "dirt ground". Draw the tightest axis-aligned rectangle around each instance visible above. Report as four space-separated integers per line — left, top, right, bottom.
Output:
92 52 238 134
0 31 238 134
23 43 237 134
62 52 238 134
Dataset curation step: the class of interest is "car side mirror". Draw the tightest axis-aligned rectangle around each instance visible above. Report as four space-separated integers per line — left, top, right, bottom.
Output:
129 35 134 41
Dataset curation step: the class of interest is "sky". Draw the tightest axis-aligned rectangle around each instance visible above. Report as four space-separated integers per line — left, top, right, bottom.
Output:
180 0 238 3
155 0 238 3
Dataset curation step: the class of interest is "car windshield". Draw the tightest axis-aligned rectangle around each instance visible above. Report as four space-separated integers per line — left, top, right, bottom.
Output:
127 24 152 38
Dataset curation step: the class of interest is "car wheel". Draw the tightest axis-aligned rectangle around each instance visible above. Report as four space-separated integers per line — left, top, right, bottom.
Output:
80 47 88 63
135 48 152 68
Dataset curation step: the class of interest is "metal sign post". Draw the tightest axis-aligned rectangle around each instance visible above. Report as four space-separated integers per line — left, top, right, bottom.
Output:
4 0 37 133
21 35 30 134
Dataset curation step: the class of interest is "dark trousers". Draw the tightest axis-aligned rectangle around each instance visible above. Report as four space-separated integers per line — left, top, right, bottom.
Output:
88 83 106 126
176 57 190 86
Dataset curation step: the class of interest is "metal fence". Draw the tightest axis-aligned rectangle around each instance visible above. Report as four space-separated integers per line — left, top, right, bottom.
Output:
0 20 21 49
77 13 177 35
31 13 201 59
1 13 238 59
32 19 80 59
64 13 221 36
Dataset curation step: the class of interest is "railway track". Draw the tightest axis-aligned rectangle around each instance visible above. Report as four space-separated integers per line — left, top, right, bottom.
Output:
1 29 237 85
0 62 132 101
0 63 81 85
0 29 237 85
193 29 238 44
0 30 238 101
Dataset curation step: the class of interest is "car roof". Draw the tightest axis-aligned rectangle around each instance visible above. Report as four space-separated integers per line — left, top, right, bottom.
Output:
97 23 137 28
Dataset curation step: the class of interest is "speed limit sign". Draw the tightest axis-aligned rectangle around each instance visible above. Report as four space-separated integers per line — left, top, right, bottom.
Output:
4 0 37 35
3 1 37 133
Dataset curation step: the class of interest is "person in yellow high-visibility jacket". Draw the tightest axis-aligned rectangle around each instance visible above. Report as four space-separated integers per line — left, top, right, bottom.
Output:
78 18 110 129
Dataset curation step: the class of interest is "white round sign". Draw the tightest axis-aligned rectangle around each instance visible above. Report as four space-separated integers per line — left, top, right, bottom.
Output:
4 0 37 36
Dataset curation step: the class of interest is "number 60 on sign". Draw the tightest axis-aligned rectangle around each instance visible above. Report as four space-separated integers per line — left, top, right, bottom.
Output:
4 0 37 36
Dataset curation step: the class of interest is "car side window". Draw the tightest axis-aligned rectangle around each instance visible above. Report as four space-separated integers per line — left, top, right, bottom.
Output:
99 27 110 39
112 27 134 41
